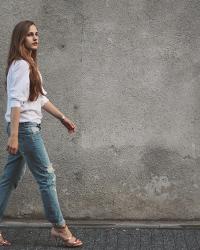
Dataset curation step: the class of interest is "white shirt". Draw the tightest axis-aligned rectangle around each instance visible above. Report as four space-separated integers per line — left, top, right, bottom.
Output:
5 59 49 124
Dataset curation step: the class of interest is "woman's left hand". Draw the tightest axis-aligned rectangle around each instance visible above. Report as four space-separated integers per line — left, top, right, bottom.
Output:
61 117 76 134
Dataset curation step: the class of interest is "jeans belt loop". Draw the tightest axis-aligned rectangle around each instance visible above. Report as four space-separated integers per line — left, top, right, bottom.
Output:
37 123 41 129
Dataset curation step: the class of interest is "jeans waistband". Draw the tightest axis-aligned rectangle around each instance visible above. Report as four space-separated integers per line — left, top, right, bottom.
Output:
7 122 41 128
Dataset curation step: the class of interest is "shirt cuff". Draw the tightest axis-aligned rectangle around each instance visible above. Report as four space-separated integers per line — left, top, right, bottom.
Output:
10 99 23 108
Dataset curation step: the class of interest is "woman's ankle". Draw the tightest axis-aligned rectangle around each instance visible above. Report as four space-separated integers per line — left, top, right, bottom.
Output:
53 223 66 229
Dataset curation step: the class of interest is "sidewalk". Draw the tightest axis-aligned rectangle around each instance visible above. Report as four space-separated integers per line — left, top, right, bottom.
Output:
1 219 200 249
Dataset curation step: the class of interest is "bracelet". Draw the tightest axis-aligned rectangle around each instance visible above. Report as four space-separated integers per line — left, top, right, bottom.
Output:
60 115 66 121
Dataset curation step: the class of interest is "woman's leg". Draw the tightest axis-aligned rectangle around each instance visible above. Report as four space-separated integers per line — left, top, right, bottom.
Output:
0 149 26 246
0 148 26 222
22 125 66 227
0 123 26 246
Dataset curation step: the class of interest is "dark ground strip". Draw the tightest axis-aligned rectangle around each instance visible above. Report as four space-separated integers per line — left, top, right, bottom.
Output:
0 227 200 250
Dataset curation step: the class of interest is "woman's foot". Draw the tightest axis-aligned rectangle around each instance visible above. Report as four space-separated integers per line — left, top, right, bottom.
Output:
0 232 11 246
51 224 83 248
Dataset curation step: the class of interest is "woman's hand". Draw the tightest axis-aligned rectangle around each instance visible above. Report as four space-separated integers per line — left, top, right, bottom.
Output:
61 117 76 134
42 102 77 134
6 135 18 154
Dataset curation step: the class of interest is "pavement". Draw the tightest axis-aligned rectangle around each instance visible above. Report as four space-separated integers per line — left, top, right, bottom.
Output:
1 219 200 249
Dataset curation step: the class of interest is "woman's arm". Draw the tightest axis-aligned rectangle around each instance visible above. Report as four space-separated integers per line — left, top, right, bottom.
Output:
42 100 76 133
7 107 20 154
6 60 30 154
42 100 65 121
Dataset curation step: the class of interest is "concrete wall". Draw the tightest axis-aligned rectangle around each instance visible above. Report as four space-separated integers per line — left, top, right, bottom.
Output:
0 0 200 221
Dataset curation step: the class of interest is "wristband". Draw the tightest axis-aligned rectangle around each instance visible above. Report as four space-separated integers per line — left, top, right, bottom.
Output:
60 115 66 122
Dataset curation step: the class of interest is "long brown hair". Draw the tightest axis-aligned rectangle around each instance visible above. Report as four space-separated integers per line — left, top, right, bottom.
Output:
5 20 45 101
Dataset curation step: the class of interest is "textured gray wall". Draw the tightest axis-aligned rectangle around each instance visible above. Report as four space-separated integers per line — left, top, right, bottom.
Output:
0 0 200 221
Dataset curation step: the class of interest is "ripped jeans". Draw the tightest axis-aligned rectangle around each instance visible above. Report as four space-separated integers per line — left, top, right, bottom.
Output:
0 122 66 227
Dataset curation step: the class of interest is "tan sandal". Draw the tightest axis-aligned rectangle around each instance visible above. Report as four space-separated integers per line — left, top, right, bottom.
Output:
0 232 11 246
51 225 83 248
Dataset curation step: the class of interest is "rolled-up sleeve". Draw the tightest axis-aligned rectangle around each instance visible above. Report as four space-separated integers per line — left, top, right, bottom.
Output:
41 86 49 107
9 60 30 108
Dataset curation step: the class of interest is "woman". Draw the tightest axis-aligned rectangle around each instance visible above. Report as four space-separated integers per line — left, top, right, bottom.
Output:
0 20 83 247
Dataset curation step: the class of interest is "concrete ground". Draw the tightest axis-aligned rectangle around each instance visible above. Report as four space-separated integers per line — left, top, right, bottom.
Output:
1 220 200 249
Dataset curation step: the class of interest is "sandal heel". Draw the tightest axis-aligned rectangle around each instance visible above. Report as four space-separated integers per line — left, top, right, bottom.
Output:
51 234 60 245
51 234 57 240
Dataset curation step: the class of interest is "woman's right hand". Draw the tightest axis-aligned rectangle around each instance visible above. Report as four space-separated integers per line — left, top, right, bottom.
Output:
6 136 19 154
61 117 76 134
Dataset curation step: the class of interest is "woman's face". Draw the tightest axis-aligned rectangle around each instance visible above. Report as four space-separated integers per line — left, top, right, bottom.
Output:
24 24 39 51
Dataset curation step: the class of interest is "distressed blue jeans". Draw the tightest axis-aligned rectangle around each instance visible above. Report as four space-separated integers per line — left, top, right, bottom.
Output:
0 122 66 227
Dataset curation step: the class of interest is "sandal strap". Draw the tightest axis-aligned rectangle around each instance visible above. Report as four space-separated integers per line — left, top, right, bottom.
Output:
64 235 75 241
53 226 74 239
0 238 11 245
64 235 80 243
